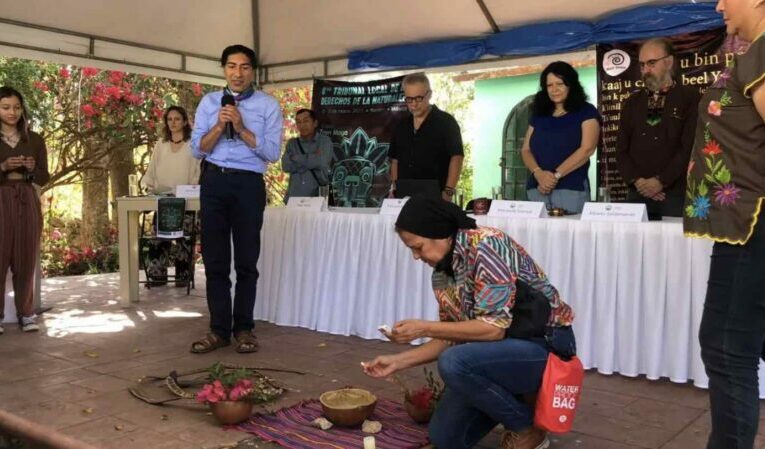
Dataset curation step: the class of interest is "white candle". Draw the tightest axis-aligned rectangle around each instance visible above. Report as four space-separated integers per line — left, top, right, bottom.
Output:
363 436 376 449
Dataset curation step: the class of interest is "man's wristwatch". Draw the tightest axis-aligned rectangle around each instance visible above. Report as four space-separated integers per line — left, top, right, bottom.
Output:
553 171 562 180
443 186 456 196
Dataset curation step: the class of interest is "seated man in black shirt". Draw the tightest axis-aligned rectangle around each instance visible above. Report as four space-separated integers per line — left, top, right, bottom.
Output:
388 73 464 202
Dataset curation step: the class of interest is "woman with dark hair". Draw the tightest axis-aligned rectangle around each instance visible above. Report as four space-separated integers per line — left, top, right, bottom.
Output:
141 106 199 287
142 106 197 193
362 196 575 449
521 61 600 214
0 86 50 333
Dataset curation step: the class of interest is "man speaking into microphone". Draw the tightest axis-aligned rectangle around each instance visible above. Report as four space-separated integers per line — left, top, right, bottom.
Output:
190 44 283 354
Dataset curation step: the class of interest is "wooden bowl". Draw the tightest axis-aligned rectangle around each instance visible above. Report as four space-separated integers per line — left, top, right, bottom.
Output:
319 388 377 427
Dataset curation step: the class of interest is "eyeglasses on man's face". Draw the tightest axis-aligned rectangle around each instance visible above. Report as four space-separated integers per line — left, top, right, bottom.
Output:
404 90 431 104
639 54 671 70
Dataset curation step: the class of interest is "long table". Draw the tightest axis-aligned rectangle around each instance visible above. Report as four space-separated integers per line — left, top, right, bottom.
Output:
253 208 765 396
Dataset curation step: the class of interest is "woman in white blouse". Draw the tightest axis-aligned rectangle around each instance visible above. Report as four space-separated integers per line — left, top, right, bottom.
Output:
142 106 199 193
141 106 200 287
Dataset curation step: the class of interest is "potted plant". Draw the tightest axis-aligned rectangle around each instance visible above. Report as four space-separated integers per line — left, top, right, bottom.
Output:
196 363 281 425
394 368 444 423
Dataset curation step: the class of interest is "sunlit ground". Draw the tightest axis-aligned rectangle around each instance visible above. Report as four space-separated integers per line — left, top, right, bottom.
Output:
7 270 206 337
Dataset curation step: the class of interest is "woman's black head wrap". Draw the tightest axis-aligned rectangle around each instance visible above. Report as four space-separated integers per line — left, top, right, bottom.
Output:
395 196 476 238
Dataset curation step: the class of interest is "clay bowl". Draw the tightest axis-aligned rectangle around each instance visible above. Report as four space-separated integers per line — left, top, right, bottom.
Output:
404 399 433 423
319 388 377 427
209 400 254 425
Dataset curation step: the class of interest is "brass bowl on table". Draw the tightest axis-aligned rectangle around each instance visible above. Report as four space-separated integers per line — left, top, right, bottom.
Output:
319 388 377 427
548 207 568 217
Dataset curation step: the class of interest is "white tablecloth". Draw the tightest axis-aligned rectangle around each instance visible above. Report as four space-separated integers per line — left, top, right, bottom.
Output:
253 208 765 396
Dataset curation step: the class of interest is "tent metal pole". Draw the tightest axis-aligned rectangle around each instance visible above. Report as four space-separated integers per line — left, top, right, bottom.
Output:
475 0 500 33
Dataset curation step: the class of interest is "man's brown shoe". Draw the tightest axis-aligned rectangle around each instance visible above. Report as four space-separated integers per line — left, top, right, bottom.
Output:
501 426 549 449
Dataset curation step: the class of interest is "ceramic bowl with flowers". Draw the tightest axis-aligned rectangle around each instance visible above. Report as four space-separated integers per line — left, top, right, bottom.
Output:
195 363 283 425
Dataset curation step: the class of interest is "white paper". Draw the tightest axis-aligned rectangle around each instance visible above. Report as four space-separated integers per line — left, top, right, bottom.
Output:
286 196 326 212
487 200 548 218
580 202 648 222
175 184 200 198
379 198 409 216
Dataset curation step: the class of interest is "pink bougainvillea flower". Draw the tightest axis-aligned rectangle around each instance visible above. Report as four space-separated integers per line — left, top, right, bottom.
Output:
33 81 49 92
90 95 108 107
59 67 70 79
105 86 122 100
703 140 723 156
81 104 98 117
108 71 125 85
82 67 99 77
707 101 722 117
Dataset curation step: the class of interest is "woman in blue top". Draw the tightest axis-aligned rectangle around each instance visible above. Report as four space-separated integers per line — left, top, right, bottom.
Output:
521 61 600 214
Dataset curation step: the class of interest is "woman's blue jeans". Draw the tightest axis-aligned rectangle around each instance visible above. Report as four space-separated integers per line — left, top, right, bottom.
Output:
700 210 765 449
428 327 575 449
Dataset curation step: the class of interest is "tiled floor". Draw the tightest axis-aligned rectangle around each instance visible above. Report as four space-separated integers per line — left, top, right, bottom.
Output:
0 271 764 449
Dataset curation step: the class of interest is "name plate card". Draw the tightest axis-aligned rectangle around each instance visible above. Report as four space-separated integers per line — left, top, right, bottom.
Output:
286 196 326 212
175 185 200 198
379 198 409 216
580 202 648 222
487 200 548 218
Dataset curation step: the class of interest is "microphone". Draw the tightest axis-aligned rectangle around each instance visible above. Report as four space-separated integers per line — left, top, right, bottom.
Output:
221 94 236 140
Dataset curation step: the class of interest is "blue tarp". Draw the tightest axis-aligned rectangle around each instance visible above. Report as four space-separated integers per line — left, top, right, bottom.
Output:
347 2 723 70
485 21 594 56
347 39 484 71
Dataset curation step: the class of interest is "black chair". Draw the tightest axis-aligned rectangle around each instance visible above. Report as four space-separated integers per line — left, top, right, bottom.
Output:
138 210 196 295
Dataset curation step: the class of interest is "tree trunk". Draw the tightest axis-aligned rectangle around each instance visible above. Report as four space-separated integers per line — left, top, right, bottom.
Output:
108 144 134 227
80 142 109 246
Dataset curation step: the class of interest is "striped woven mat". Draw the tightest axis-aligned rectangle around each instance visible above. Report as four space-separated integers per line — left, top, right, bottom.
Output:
235 398 430 449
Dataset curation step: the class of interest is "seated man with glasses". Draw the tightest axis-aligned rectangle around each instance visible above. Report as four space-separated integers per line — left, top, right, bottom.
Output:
388 73 464 202
615 37 701 218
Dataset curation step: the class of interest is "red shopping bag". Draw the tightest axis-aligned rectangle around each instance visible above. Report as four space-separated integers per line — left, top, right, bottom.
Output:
533 353 584 433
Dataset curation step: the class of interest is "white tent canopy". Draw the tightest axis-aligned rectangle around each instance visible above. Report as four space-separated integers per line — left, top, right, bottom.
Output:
0 0 704 85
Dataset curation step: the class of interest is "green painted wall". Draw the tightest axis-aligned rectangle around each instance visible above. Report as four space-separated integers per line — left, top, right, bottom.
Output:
470 66 598 198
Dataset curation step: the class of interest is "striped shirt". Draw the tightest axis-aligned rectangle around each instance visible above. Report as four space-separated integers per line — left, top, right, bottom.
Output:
432 227 574 329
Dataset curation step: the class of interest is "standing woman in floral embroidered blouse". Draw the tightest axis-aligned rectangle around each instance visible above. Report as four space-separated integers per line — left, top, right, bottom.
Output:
362 196 575 449
684 2 765 448
0 87 50 334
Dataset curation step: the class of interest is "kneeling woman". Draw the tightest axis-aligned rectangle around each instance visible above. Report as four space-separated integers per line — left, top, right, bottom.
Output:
362 196 575 449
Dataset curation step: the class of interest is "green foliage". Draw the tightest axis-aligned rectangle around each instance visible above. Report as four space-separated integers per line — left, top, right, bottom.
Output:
266 86 312 204
0 57 215 275
430 73 475 197
41 213 118 276
204 362 284 404
207 362 252 389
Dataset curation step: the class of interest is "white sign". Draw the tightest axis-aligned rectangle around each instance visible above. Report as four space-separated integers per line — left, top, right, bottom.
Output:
175 184 200 198
580 202 648 222
379 198 409 216
286 196 326 212
488 200 548 219
602 49 631 77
